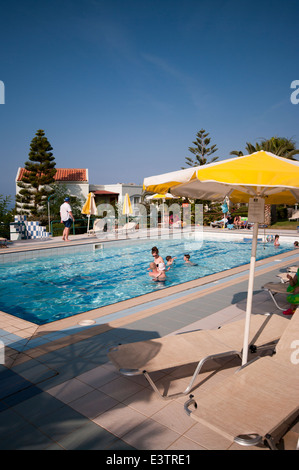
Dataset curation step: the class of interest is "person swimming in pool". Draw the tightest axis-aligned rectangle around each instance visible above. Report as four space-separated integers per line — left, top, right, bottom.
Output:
274 234 280 247
183 254 198 266
165 255 177 271
148 262 166 281
151 246 164 266
166 256 177 266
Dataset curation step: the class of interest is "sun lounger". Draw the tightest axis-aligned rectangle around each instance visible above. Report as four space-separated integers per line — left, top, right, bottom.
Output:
276 273 290 283
277 267 299 282
184 308 299 450
87 218 106 236
289 209 299 221
116 222 136 234
288 266 299 273
262 282 289 310
108 313 288 399
210 218 227 228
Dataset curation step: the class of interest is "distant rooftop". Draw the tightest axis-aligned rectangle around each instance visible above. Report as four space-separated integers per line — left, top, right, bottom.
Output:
17 168 88 182
92 190 119 195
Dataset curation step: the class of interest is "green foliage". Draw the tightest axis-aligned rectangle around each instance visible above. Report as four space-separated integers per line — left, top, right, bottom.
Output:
16 129 56 218
230 136 299 160
276 205 288 221
0 194 14 237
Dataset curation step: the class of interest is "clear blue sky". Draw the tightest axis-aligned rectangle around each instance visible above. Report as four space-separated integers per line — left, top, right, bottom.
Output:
1 0 299 200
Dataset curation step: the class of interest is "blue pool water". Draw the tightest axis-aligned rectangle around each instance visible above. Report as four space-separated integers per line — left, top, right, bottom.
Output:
0 238 293 325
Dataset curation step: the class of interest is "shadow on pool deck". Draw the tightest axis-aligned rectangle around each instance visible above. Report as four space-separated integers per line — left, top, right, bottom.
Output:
1 242 299 450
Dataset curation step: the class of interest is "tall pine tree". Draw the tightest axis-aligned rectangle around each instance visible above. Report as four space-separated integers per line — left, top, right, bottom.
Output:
16 130 56 218
183 129 219 168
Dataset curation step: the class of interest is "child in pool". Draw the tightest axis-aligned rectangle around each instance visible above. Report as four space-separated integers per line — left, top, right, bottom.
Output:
148 262 166 281
274 234 280 247
166 256 177 265
183 254 198 266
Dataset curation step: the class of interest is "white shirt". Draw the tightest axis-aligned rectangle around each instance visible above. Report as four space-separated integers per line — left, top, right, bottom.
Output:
60 202 72 222
158 262 165 271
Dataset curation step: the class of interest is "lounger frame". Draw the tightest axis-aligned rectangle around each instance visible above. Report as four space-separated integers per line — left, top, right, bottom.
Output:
262 282 288 311
119 349 241 400
109 313 288 400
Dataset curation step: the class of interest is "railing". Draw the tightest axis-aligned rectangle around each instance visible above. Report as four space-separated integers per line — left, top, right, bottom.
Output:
50 218 91 237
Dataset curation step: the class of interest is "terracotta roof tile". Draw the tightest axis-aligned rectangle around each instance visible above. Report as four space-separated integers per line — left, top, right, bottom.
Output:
17 168 88 182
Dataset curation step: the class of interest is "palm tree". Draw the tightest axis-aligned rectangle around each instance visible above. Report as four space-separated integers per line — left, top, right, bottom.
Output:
230 137 299 159
230 137 299 225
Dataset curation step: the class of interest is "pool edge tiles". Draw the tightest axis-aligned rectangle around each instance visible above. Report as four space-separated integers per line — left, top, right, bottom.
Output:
0 234 157 263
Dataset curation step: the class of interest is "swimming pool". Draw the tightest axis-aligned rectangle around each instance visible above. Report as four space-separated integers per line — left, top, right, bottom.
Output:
0 237 293 325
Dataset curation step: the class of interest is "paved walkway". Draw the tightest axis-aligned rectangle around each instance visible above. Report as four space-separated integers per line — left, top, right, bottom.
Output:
0 229 299 450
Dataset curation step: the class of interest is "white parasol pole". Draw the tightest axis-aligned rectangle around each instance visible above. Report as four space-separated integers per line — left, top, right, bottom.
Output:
242 220 259 365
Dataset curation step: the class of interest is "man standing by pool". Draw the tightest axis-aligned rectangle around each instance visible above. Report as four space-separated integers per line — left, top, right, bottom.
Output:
60 197 74 241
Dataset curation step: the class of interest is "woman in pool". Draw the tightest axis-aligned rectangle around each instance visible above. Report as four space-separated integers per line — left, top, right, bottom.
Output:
150 247 166 280
151 246 165 267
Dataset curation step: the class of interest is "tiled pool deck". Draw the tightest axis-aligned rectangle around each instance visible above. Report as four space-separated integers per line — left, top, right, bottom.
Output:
1 228 299 451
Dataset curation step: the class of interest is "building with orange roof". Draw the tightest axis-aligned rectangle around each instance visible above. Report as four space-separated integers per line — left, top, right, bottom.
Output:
15 167 143 214
16 167 90 203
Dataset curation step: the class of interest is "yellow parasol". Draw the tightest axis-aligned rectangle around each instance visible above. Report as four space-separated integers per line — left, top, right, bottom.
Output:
122 193 133 222
144 151 299 364
82 192 98 232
